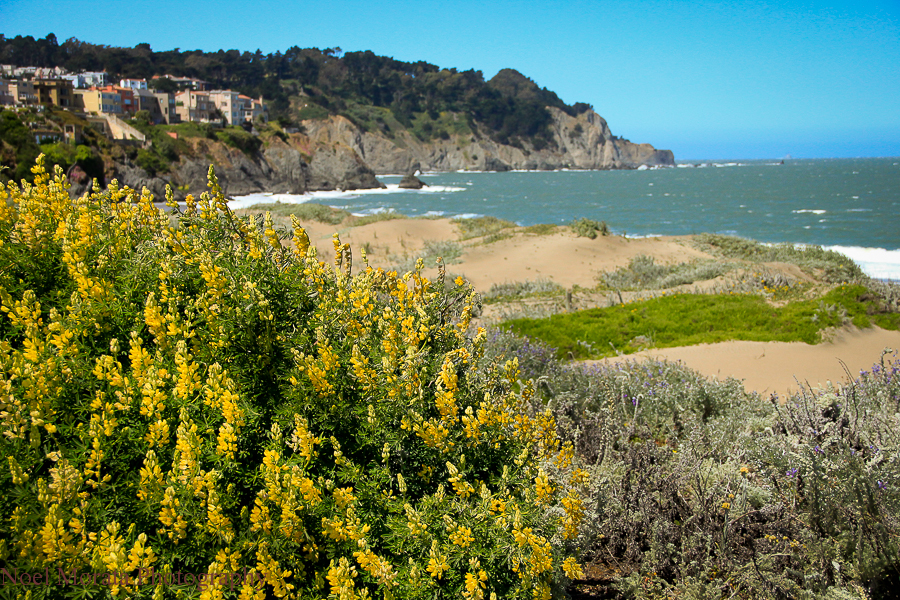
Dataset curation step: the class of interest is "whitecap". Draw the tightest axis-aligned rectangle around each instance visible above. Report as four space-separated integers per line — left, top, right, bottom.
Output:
827 246 900 280
792 209 827 215
229 183 466 209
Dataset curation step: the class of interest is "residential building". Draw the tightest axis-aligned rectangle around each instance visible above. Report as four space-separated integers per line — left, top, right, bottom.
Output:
134 89 179 124
153 75 208 91
120 78 149 90
34 79 75 108
240 94 268 124
98 85 135 115
174 90 212 122
0 79 14 105
62 71 110 89
7 80 37 105
208 90 241 125
75 88 122 115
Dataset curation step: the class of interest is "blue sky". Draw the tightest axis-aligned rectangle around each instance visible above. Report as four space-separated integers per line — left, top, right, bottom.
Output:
2 0 898 159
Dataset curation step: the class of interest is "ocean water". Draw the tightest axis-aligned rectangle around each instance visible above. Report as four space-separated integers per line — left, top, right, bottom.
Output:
230 157 900 280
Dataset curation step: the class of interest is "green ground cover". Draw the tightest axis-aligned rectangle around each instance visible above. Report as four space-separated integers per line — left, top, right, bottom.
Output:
502 284 900 359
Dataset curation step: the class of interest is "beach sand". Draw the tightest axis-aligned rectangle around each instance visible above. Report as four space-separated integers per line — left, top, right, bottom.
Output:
586 326 899 397
297 217 896 395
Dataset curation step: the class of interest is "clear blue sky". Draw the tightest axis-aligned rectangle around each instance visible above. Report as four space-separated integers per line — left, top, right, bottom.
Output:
2 0 898 159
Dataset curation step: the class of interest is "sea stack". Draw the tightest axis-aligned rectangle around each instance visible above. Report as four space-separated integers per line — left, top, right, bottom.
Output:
399 173 427 189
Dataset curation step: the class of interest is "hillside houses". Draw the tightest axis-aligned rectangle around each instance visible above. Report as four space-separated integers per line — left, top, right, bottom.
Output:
1 66 267 131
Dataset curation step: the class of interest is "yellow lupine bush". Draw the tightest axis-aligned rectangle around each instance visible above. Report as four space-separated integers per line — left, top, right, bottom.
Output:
0 157 587 599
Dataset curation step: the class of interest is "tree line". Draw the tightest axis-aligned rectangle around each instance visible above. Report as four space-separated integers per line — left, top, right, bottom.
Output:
0 33 593 147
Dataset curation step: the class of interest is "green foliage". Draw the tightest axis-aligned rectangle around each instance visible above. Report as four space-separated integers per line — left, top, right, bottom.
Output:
0 158 587 599
522 223 558 236
0 34 590 150
483 279 564 303
600 255 733 290
502 284 900 359
234 202 350 226
569 217 609 239
695 233 866 283
0 110 42 183
454 216 517 240
484 327 900 598
350 211 407 227
215 127 263 156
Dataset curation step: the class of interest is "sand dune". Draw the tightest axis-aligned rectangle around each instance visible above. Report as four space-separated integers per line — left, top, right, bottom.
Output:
296 217 896 395
587 326 899 397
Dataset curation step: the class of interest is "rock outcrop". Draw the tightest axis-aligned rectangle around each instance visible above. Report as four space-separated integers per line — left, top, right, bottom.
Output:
398 173 427 189
87 105 671 200
90 133 384 200
300 109 673 174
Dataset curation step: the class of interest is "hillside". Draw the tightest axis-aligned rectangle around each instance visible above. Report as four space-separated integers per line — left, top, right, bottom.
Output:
1 34 673 194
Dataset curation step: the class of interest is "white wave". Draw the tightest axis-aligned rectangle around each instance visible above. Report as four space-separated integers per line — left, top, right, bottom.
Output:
227 193 315 210
792 209 827 215
229 183 465 209
846 208 872 212
827 246 900 280
350 206 396 217
453 213 484 220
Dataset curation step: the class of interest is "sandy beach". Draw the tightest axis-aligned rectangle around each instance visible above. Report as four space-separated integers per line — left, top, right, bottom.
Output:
291 216 897 395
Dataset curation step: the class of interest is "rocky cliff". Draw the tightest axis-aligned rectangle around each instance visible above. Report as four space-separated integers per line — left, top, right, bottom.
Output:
83 133 385 200
82 107 671 199
301 108 674 174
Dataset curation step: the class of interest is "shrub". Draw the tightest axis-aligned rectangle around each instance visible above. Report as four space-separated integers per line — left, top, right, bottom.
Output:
694 233 866 283
483 327 900 599
569 218 609 239
0 157 587 599
600 255 733 290
483 279 564 303
215 128 263 156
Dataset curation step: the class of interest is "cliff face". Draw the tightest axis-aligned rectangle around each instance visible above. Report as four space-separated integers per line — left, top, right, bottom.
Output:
94 134 385 200
90 107 671 199
301 108 673 174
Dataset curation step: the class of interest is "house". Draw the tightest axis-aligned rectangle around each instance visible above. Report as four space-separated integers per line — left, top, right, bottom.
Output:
0 79 14 105
174 90 212 122
238 94 268 124
134 89 179 124
75 88 123 115
6 80 37 105
153 75 208 91
33 79 76 108
120 78 149 90
208 90 242 125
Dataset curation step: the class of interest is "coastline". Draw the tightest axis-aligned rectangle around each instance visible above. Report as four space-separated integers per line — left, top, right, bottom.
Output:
230 209 900 397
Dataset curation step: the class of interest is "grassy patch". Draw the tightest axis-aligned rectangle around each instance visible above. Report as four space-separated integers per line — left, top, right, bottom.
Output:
349 211 408 226
454 216 517 240
523 223 558 235
483 278 564 303
694 233 865 283
502 284 900 359
215 126 262 155
600 255 734 290
233 202 349 225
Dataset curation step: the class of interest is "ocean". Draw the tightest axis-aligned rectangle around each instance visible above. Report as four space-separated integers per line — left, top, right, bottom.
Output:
229 157 900 280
